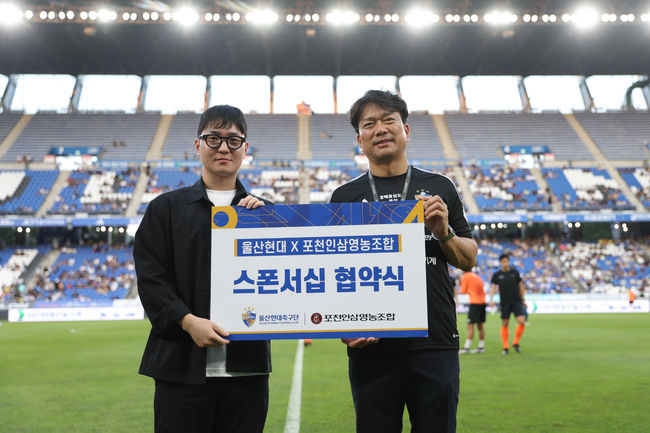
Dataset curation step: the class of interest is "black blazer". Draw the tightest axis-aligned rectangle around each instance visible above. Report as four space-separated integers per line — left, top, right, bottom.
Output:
134 177 272 384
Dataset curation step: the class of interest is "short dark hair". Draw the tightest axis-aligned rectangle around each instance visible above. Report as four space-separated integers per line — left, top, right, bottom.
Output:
499 253 510 261
197 105 247 138
348 90 408 134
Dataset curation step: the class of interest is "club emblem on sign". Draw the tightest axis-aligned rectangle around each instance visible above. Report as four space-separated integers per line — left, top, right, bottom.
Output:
242 307 256 327
311 313 323 325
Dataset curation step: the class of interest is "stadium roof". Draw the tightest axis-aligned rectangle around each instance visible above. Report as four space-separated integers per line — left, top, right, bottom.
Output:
1 1 649 76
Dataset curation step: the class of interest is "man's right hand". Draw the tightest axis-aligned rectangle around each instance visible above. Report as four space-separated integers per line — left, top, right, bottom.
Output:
341 337 379 348
180 313 230 348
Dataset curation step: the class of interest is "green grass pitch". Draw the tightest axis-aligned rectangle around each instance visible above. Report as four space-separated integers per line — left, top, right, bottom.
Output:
0 313 648 432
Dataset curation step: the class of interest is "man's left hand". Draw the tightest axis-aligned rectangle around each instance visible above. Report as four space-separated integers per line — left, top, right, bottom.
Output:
417 195 449 239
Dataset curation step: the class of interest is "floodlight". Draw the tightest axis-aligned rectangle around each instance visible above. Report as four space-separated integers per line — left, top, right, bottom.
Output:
373 14 380 22
480 224 486 230
642 13 649 22
108 227 114 232
232 12 240 21
614 224 620 229
391 13 399 22
118 227 125 234
365 13 373 23
517 223 522 228
16 227 22 233
130 12 137 21
463 14 470 22
97 9 117 22
48 10 55 20
484 11 516 25
312 13 320 22
542 14 549 22
151 12 159 20
453 14 461 22
163 11 172 21
246 9 279 25
122 12 130 20
293 13 300 21
39 10 47 19
575 222 581 228
497 222 503 228
24 9 32 19
25 227 31 233
175 7 199 25
143 11 150 20
80 10 88 20
0 3 24 25
490 223 496 229
67 10 74 19
405 9 438 27
567 222 573 228
531 15 538 22
562 13 571 22
572 7 598 27
100 226 106 232
549 14 557 22
325 10 359 25
621 14 635 22
58 11 65 20
384 13 391 22
225 13 232 21
523 14 530 22
205 12 213 21
445 14 453 23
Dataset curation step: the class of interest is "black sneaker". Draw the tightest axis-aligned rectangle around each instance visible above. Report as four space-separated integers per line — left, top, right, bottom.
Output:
502 348 509 355
513 344 521 353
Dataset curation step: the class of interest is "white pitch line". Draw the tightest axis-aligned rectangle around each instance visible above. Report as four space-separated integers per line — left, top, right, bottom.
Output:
283 339 305 433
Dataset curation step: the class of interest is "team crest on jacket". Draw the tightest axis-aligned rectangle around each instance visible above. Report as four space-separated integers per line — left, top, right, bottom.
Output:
242 307 256 327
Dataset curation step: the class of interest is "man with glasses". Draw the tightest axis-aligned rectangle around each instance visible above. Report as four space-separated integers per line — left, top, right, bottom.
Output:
135 105 272 433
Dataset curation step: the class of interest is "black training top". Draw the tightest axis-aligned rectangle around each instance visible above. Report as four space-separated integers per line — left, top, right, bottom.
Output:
329 166 472 353
134 178 272 384
491 268 523 304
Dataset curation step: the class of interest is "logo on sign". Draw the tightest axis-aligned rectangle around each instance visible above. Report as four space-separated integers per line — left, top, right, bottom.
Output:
311 313 323 325
242 307 256 327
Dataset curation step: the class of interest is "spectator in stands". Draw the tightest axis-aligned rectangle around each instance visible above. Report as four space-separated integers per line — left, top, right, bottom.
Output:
330 90 477 433
134 105 272 433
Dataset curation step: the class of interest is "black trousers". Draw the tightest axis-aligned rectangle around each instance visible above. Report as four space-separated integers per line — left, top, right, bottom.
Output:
154 375 269 433
349 349 459 433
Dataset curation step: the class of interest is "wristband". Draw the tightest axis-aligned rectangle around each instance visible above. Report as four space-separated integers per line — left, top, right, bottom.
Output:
436 226 456 243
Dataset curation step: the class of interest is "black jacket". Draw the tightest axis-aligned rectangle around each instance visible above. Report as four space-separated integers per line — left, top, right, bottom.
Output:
134 177 272 384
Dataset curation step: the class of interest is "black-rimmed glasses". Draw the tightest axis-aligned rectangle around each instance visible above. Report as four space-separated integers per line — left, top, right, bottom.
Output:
198 134 246 150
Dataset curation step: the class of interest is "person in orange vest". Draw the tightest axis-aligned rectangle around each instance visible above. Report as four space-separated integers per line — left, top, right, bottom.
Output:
459 269 486 354
629 288 636 305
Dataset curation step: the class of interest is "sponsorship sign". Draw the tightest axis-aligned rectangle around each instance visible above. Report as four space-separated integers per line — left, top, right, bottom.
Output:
211 201 429 340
